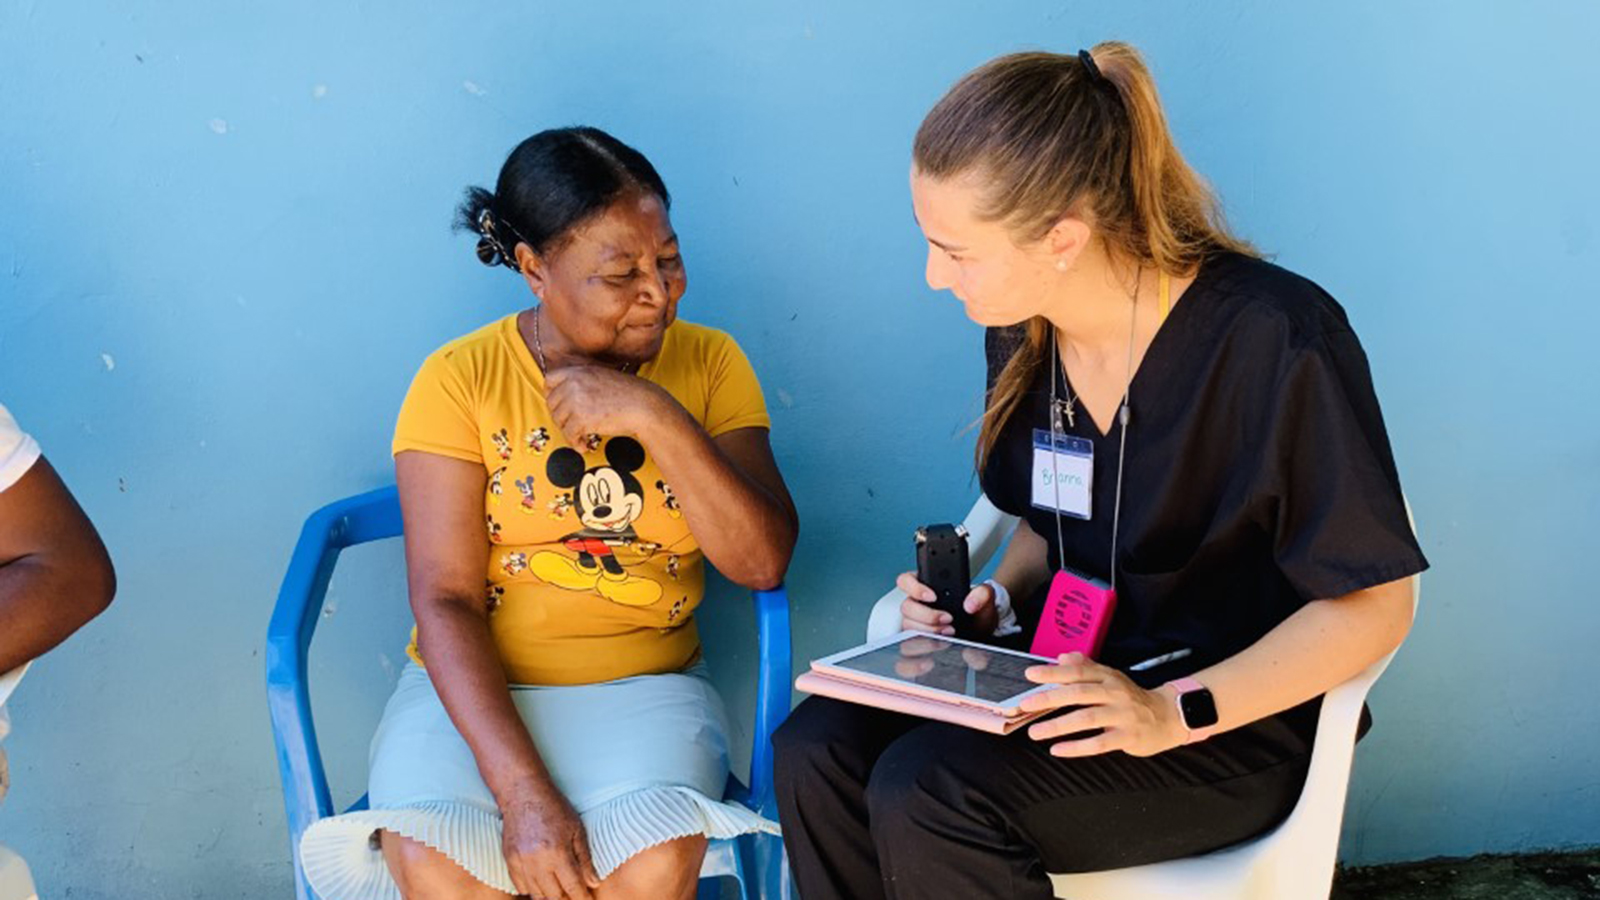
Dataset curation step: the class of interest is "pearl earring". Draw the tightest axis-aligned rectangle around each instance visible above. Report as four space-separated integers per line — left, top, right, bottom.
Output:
1055 260 1067 271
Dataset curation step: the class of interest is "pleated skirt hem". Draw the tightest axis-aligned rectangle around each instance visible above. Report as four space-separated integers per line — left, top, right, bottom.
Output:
300 786 777 899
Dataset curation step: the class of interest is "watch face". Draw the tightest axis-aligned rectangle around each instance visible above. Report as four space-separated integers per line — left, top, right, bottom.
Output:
1179 688 1219 730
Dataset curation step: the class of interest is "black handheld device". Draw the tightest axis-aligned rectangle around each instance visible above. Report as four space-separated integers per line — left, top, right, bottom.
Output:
914 523 973 637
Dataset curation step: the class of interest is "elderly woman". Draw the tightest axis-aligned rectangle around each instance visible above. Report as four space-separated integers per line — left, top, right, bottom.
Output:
302 127 797 900
775 44 1426 900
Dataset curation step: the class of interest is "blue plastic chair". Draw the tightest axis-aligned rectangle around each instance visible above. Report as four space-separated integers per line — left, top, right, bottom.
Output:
266 485 792 900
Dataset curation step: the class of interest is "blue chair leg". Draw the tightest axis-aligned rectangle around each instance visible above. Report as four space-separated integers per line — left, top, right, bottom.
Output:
698 873 743 900
736 832 764 900
729 840 751 900
743 830 794 900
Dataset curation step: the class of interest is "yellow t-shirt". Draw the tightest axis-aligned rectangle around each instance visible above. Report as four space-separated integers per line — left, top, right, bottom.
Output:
393 314 771 685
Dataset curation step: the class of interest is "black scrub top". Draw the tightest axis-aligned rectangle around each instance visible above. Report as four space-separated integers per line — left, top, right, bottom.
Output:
981 252 1428 692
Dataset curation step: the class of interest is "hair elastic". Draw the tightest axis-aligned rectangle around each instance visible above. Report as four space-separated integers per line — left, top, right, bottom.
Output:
1078 49 1108 85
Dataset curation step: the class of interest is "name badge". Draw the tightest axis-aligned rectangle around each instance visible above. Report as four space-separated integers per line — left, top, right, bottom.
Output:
1031 429 1093 520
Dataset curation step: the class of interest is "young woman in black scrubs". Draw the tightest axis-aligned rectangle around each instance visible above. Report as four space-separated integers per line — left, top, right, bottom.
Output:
774 42 1428 900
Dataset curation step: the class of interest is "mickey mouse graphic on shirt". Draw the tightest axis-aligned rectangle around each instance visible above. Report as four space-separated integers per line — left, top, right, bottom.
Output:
513 475 538 514
656 480 683 519
527 436 664 607
525 427 551 454
491 428 514 461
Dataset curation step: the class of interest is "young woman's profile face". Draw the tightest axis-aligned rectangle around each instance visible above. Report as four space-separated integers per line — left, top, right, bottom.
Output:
910 169 1058 328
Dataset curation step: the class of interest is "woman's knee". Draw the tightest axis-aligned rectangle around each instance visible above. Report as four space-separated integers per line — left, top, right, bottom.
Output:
862 734 923 819
598 834 707 900
773 697 848 786
864 726 991 833
380 829 508 899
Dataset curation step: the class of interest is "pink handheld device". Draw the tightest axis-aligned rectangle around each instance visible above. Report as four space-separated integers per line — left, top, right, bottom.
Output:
1029 568 1117 659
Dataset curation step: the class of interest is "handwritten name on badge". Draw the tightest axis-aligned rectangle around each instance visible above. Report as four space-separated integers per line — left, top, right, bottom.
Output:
1031 430 1093 521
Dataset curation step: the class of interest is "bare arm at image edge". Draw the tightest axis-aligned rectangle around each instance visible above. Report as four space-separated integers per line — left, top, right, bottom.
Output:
0 455 118 674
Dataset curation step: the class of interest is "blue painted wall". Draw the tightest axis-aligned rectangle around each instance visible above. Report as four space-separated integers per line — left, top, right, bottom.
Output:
1 2 1595 896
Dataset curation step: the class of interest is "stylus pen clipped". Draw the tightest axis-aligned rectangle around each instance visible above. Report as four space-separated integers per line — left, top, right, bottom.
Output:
1128 648 1192 672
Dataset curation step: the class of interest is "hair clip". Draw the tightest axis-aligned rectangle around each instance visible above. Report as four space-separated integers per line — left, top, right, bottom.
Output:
475 237 502 267
475 209 515 267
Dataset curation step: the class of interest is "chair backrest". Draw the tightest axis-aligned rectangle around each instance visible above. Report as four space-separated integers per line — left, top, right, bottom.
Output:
0 663 27 711
1258 566 1421 894
963 495 1020 574
0 842 39 900
265 486 407 900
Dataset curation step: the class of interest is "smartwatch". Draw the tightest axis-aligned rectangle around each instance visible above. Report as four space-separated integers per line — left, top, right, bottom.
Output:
1166 677 1220 744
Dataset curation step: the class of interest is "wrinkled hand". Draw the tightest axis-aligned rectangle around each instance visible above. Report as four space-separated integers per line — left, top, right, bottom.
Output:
545 365 674 446
1019 652 1187 758
895 571 999 636
499 782 600 900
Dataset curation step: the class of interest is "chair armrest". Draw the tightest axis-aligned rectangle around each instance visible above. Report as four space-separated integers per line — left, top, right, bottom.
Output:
744 585 792 818
866 495 1019 641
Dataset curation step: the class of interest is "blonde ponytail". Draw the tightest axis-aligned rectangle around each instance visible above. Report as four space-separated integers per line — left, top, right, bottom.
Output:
913 41 1256 471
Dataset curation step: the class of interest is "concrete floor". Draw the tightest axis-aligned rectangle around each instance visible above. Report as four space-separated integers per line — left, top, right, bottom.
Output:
1334 850 1600 900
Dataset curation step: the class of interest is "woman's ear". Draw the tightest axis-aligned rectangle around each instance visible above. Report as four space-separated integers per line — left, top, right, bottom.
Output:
515 242 550 297
1043 216 1093 272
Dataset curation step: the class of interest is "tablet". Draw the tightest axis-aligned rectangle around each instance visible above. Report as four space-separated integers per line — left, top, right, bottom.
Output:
812 631 1056 715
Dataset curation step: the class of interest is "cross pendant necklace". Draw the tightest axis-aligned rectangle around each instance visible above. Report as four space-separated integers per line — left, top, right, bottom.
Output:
1051 334 1080 431
1054 397 1077 431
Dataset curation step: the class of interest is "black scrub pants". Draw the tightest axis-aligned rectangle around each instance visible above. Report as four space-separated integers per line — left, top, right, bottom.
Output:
773 696 1315 900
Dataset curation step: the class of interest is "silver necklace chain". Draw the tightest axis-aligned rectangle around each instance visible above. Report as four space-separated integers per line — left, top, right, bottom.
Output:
533 304 548 371
1054 392 1080 431
1048 267 1142 592
531 306 637 375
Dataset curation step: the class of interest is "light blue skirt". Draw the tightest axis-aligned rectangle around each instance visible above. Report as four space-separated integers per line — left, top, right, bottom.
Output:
299 662 777 899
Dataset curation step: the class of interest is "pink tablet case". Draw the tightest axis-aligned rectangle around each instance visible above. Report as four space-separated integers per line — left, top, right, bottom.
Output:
795 670 1051 735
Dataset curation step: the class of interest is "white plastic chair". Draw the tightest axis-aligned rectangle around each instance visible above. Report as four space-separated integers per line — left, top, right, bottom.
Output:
0 846 36 900
867 495 1419 900
0 664 38 900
